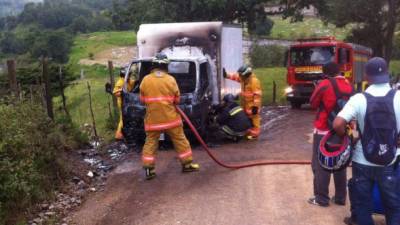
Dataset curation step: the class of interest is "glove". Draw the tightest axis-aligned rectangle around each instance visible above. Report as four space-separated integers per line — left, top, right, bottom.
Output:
211 104 223 114
223 68 227 78
251 106 258 115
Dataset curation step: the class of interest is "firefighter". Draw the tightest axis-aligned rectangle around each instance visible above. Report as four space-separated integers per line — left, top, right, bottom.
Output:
113 68 136 140
223 65 262 139
215 94 252 141
140 53 200 180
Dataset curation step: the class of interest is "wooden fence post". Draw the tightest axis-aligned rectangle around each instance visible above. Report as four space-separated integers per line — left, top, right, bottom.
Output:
42 57 54 119
59 65 70 117
6 59 19 97
108 60 118 112
87 81 98 139
272 80 277 104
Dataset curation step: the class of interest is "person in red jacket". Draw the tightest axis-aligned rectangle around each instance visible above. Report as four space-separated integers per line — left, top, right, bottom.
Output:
308 62 354 207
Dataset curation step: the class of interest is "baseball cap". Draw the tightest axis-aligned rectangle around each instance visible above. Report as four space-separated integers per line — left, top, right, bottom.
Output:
322 62 340 77
365 57 390 84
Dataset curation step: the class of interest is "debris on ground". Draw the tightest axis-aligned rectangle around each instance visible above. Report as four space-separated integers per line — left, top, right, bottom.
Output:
27 141 133 225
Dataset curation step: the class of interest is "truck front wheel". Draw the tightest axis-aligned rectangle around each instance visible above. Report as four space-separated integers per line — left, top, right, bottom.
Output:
290 101 302 109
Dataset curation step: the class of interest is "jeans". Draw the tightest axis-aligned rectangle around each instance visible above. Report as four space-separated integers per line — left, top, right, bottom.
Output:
311 133 347 205
352 162 400 225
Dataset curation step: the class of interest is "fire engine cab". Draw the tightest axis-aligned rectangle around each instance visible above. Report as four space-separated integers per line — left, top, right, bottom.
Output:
284 36 372 108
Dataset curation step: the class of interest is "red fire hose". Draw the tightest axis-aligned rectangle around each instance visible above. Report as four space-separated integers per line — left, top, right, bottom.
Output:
176 106 311 169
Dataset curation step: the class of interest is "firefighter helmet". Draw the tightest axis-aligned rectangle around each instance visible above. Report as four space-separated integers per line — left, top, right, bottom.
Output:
237 65 252 77
318 130 352 170
153 52 170 64
223 94 235 103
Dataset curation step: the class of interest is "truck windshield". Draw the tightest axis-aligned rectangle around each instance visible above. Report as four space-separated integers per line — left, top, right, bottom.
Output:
168 61 196 93
290 46 335 66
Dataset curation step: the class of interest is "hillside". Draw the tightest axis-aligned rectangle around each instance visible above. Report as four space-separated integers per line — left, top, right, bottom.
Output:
0 0 42 17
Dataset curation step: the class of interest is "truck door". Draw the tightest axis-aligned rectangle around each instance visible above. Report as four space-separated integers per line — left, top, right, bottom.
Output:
338 48 352 81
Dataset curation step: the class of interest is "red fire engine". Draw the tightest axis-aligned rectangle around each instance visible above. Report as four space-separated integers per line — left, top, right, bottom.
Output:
284 36 372 108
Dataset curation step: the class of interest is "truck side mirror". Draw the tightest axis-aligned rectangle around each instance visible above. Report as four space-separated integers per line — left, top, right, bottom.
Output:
283 50 289 67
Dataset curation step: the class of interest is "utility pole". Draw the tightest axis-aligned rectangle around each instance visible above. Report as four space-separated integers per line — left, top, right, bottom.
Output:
42 57 54 120
59 65 70 117
87 81 98 139
6 59 19 97
108 60 118 111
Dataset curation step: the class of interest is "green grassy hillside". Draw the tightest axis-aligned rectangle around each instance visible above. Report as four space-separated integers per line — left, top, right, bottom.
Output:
56 31 136 140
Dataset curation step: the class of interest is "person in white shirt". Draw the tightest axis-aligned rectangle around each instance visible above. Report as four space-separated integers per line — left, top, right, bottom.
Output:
333 57 400 225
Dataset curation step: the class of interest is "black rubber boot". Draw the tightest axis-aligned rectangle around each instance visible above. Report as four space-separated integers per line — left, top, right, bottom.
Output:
144 167 156 180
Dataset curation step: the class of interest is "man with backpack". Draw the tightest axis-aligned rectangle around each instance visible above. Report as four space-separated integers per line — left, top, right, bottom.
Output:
308 62 354 207
334 57 400 225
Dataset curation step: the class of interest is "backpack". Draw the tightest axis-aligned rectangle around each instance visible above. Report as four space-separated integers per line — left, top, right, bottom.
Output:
361 89 398 165
327 78 353 129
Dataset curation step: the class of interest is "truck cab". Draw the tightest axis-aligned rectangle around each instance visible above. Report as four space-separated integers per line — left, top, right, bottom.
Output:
121 56 211 146
284 37 372 109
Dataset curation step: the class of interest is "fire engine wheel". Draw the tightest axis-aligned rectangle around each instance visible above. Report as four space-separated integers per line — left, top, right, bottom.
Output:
290 101 303 109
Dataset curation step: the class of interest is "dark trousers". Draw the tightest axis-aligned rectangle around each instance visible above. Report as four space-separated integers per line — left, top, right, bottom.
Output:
311 133 347 205
351 162 400 225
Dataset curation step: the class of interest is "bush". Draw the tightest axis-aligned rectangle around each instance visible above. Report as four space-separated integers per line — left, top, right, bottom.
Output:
0 99 86 224
250 45 287 68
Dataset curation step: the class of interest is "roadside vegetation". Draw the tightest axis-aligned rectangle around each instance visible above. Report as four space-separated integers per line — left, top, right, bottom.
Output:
0 98 86 225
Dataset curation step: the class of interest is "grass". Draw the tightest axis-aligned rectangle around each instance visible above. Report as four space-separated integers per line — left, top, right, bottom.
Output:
389 60 400 75
55 78 115 140
269 16 352 40
68 31 136 66
254 67 287 105
55 31 137 140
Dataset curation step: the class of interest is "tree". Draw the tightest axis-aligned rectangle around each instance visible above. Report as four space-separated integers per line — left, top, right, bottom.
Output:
70 16 89 33
113 0 275 35
284 0 400 64
30 30 73 63
0 32 27 54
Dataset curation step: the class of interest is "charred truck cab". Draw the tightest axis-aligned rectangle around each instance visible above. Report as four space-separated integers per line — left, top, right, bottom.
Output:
121 22 242 146
284 37 372 109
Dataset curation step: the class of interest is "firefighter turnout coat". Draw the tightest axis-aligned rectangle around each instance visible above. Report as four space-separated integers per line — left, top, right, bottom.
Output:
227 73 262 138
139 69 193 167
113 77 135 139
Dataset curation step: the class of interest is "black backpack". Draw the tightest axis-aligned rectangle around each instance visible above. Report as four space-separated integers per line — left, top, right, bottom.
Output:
327 78 353 129
361 89 398 165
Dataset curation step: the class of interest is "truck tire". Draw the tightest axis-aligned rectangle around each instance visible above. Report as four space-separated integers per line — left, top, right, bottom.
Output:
122 119 145 151
290 101 302 109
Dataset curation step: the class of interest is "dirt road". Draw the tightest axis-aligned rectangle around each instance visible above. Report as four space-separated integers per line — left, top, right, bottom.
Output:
70 107 383 225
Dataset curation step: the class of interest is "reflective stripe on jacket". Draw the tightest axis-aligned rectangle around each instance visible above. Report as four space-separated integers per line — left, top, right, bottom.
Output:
140 69 182 131
227 73 262 114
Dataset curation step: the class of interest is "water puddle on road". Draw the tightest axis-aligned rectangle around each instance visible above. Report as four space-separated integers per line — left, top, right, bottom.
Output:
112 161 135 175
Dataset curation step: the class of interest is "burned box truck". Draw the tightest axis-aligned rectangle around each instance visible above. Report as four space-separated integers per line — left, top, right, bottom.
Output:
121 22 242 146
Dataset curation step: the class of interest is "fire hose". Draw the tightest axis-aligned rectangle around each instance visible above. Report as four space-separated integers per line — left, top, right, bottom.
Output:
176 106 311 169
